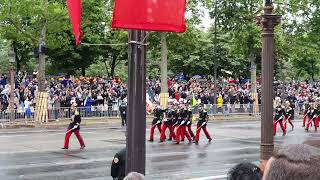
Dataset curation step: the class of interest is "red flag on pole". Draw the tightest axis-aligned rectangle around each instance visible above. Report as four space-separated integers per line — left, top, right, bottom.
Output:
112 0 187 33
66 0 83 46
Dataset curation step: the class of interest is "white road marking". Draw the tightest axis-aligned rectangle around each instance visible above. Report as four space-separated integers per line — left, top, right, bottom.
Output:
186 175 227 180
0 135 27 138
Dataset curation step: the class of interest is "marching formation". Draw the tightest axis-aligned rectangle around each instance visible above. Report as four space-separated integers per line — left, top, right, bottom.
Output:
273 101 320 136
303 102 320 132
149 103 212 145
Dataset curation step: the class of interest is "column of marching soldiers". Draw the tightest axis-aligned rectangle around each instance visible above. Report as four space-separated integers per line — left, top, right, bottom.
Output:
149 103 212 145
148 102 320 143
273 102 319 136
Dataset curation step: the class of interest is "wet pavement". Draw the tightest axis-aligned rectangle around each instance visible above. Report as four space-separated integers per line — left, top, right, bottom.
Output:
0 119 319 180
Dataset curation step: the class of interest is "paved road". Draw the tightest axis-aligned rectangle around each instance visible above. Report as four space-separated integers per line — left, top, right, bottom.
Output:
0 119 319 180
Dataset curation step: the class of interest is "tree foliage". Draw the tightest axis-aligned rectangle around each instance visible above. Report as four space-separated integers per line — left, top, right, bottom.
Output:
0 0 318 80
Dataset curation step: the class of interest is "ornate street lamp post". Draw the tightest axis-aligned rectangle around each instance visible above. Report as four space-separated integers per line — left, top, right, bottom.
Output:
256 0 281 161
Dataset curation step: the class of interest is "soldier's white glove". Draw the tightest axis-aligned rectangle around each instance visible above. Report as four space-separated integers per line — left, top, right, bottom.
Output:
187 121 191 125
163 118 168 122
181 120 185 125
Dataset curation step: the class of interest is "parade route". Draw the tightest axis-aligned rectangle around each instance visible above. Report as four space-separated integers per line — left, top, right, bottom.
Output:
0 119 318 180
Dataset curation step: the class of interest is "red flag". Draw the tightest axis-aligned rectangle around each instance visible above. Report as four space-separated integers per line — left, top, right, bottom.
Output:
112 0 186 33
66 0 83 46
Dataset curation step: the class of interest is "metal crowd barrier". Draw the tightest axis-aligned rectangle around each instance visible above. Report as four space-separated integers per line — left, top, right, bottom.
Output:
0 104 120 124
47 106 120 120
0 103 267 127
192 104 262 116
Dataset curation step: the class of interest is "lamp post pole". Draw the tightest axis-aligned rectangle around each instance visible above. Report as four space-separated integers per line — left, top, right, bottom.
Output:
213 0 218 112
8 48 16 122
256 0 281 161
126 30 147 175
9 66 15 122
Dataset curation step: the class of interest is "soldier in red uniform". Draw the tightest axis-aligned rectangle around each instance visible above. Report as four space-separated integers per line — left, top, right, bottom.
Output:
160 105 176 142
175 106 191 144
273 104 286 136
284 103 294 130
186 106 195 140
62 109 85 149
172 105 179 135
149 105 163 142
194 108 212 145
305 103 319 131
302 103 311 127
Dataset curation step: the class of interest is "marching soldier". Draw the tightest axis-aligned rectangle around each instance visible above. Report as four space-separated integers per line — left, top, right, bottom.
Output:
62 106 85 149
149 105 163 142
273 103 286 136
160 105 176 142
303 102 311 127
186 105 195 140
175 105 191 144
284 103 294 130
181 106 192 142
172 105 179 135
194 107 212 145
305 103 319 131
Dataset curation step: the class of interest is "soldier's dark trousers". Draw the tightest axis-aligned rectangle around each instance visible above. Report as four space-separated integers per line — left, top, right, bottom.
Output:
273 120 286 136
120 113 126 126
284 117 294 130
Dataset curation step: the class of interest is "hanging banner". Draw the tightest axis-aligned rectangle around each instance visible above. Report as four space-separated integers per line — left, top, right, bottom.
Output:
112 0 187 33
66 0 83 46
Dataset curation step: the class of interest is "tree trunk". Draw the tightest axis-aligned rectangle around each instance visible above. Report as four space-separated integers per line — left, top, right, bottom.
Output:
34 0 49 123
160 32 169 109
110 55 117 78
311 61 315 81
104 60 111 77
81 67 86 76
250 52 257 93
16 58 21 73
12 42 20 73
160 33 168 93
38 20 48 92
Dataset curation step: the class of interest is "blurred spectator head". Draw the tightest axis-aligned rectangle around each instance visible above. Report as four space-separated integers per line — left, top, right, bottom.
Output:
123 172 145 180
227 162 262 180
263 144 320 180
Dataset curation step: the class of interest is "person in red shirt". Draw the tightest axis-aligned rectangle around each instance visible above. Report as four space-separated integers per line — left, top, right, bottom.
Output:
175 92 180 102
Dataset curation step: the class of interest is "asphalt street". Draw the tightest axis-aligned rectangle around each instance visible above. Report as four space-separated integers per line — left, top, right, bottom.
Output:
0 119 319 180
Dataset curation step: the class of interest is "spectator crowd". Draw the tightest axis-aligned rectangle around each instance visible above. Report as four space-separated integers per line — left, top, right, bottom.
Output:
0 72 319 119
